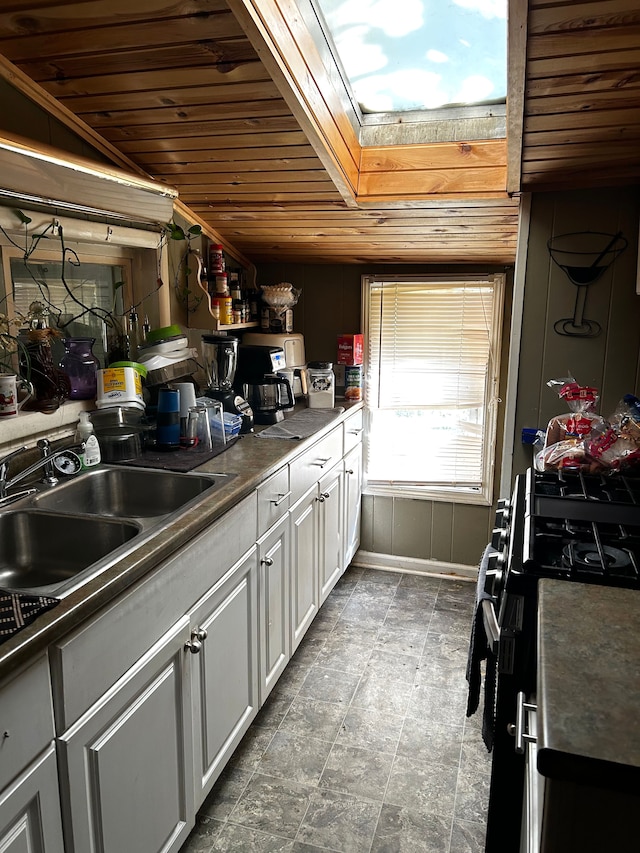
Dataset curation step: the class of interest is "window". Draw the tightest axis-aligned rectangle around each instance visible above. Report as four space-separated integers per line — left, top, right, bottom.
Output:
315 0 507 114
363 273 504 503
9 253 130 366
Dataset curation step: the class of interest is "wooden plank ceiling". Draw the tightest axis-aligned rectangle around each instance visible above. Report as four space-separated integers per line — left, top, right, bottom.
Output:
521 0 640 191
0 1 636 265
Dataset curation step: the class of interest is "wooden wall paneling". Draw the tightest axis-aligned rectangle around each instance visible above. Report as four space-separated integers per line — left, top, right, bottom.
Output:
370 495 394 557
391 498 434 561
225 0 360 201
61 81 283 115
429 502 454 564
0 1 231 38
18 41 260 82
359 140 507 172
506 0 528 193
85 100 293 130
511 187 640 480
44 63 272 100
0 12 244 61
451 504 492 567
360 495 374 555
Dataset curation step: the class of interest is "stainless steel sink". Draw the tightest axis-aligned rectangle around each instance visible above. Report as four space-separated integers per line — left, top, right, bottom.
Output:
31 466 233 518
0 466 236 599
0 510 139 595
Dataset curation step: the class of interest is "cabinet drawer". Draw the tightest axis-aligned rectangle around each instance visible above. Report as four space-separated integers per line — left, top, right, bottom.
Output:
50 492 257 733
343 408 364 455
257 465 290 537
290 427 343 503
0 654 54 792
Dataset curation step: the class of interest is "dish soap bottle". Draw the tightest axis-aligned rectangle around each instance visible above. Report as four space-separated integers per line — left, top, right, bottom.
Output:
75 411 101 469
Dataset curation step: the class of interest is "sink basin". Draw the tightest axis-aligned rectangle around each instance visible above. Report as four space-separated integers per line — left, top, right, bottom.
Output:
31 466 233 518
0 510 139 595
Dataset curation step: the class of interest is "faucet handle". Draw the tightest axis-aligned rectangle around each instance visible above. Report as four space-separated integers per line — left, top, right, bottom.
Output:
0 445 28 472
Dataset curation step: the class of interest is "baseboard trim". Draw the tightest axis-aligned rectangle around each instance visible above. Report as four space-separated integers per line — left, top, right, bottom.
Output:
351 550 477 581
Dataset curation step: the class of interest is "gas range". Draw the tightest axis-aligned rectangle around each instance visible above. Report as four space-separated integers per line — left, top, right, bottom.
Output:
522 468 640 587
480 467 640 853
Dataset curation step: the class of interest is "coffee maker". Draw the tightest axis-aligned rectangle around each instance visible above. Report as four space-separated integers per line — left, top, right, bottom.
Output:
200 334 253 433
234 344 293 424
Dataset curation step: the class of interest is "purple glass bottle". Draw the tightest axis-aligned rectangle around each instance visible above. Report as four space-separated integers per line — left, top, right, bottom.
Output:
60 337 100 400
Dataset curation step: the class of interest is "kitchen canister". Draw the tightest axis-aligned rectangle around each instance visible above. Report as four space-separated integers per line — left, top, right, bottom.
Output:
307 361 335 408
96 362 146 410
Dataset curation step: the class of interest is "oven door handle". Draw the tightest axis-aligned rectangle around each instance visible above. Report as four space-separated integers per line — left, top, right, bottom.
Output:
481 599 500 654
508 691 538 754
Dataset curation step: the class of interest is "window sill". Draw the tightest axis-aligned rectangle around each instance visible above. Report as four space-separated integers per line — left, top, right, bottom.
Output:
0 401 92 452
363 483 492 506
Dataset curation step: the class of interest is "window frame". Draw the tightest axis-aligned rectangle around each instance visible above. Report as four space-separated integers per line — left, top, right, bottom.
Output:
361 272 505 506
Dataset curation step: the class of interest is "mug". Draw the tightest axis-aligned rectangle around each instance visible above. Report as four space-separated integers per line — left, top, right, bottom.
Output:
0 374 33 417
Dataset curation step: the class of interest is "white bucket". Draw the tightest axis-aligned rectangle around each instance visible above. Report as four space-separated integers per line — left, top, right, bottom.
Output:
96 366 145 410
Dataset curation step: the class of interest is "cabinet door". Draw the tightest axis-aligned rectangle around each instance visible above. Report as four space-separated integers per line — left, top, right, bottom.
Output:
318 463 344 604
58 617 194 853
0 744 64 853
257 514 291 704
190 548 259 808
343 443 363 569
290 488 319 651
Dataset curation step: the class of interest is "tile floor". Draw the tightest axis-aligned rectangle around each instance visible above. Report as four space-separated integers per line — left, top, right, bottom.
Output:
179 566 490 853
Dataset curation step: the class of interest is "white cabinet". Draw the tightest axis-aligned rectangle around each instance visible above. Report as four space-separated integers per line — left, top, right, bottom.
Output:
57 617 194 853
290 486 319 652
0 745 64 853
190 547 259 807
0 655 63 853
318 462 344 604
257 514 290 702
343 442 363 569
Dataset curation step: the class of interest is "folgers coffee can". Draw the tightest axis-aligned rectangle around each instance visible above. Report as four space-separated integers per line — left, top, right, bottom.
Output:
337 334 363 365
344 365 363 401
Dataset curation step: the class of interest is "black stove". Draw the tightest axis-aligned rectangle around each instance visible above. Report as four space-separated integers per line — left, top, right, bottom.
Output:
479 467 640 853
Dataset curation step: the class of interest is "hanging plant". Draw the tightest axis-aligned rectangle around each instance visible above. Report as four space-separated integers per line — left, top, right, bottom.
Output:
164 220 205 313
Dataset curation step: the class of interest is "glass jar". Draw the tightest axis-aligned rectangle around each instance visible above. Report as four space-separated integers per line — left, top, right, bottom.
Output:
306 361 335 408
60 337 100 400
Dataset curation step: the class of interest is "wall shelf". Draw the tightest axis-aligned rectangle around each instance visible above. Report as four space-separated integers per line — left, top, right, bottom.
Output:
209 321 259 333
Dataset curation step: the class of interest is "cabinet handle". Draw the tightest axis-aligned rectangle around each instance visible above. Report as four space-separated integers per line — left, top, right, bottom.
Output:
313 457 331 468
507 691 537 754
316 491 331 502
261 556 274 566
271 490 291 507
346 469 354 475
349 428 363 434
185 627 208 654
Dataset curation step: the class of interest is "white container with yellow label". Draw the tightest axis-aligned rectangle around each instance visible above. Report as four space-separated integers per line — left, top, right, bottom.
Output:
96 364 145 410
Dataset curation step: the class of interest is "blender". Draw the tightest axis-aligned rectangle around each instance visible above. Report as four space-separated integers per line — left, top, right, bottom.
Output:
201 334 253 433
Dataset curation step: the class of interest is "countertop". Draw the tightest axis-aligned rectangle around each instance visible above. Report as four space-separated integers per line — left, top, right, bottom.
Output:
537 579 640 790
0 401 362 686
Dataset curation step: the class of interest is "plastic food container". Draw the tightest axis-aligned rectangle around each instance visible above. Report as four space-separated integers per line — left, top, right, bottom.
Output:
220 412 242 439
96 428 143 462
96 363 146 410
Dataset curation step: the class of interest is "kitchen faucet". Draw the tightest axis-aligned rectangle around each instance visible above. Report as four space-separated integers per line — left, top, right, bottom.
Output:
0 439 83 504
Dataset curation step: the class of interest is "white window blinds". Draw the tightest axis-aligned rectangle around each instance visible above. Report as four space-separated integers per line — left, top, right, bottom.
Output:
364 274 504 499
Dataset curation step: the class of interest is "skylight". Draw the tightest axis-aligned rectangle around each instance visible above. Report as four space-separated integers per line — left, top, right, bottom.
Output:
314 0 507 115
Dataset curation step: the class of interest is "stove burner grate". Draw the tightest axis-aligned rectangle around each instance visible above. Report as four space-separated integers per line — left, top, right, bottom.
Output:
562 542 638 578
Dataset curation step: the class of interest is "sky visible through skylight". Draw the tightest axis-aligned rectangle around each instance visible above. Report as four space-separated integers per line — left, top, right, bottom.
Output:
315 0 507 114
